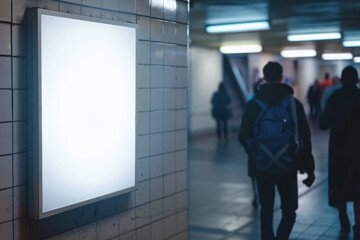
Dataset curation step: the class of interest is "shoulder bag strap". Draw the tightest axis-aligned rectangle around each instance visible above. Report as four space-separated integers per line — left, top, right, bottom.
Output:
290 96 299 150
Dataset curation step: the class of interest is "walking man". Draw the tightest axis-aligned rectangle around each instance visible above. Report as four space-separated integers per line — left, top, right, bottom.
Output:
238 62 315 240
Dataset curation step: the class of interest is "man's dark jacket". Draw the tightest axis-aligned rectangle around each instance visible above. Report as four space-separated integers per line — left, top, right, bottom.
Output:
238 83 315 177
319 85 360 207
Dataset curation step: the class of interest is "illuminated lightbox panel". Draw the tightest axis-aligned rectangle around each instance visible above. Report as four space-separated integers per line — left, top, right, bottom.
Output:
27 9 137 219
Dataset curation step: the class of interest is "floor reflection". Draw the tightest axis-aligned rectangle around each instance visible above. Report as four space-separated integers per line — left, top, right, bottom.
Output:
189 125 356 240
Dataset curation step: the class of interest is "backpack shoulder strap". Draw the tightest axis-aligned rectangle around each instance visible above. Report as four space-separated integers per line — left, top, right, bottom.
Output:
253 97 268 110
253 97 272 123
290 96 299 148
280 95 292 108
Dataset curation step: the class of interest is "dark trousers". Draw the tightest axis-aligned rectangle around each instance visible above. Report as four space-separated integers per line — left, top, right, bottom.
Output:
216 119 228 139
256 173 298 240
309 104 320 118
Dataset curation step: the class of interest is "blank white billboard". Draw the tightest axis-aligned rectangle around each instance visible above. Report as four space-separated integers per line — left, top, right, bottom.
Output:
27 9 137 219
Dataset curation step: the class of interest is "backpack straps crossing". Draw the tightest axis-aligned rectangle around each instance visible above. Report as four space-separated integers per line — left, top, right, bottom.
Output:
253 95 299 171
259 142 291 171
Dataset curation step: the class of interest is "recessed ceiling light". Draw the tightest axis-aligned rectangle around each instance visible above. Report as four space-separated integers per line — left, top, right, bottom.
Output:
354 57 360 63
280 49 317 58
343 40 360 47
220 44 262 54
287 32 341 42
321 53 353 60
206 21 270 34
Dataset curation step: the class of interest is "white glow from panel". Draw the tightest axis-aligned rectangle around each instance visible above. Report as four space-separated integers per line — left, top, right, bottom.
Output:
321 53 353 60
40 15 136 213
206 21 270 34
287 32 341 42
151 0 177 11
353 57 360 63
343 40 360 47
220 44 262 54
280 49 317 58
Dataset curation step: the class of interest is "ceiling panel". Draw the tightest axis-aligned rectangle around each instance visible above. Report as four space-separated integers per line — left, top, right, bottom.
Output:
190 0 360 56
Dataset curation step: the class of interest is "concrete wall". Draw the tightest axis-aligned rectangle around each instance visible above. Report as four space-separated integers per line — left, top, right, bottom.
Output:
188 50 358 136
297 59 356 105
0 0 189 239
297 58 320 104
189 46 222 135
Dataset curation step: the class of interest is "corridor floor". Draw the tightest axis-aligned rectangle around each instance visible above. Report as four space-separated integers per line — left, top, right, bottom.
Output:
189 120 357 240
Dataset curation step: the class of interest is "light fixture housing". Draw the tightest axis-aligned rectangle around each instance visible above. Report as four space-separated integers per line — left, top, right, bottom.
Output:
220 44 262 54
343 40 360 47
27 8 137 219
321 53 353 60
206 21 270 34
287 32 341 42
280 49 317 58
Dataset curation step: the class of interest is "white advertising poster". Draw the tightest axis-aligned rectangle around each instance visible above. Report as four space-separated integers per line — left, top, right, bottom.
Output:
39 14 136 214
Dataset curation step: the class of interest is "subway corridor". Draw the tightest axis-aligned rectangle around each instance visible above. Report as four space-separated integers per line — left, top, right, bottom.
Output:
188 120 357 240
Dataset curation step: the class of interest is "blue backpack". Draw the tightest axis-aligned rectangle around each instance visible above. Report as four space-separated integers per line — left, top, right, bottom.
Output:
247 95 299 174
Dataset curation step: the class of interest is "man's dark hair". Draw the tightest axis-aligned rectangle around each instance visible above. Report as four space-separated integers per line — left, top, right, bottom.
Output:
263 61 283 82
324 73 330 79
341 66 359 86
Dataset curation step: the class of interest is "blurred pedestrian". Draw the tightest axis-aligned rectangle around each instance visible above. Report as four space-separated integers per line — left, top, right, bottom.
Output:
239 62 315 240
306 79 321 118
319 72 332 97
320 76 341 111
211 82 232 140
319 66 360 235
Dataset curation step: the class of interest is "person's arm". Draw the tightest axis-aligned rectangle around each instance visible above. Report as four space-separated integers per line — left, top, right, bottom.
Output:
296 100 315 186
238 101 258 152
239 100 260 178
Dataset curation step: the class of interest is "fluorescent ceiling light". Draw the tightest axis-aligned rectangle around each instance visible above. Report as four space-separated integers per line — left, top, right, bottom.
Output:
287 32 341 42
206 21 270 34
354 57 360 63
322 53 353 60
281 49 317 58
220 45 262 54
343 40 360 47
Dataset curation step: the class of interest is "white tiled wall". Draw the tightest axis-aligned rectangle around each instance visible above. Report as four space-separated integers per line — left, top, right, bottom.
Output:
0 221 13 240
151 219 165 239
0 1 11 22
151 199 164 222
0 156 12 190
0 23 11 55
0 123 12 155
151 155 164 178
0 0 189 239
151 177 164 201
0 57 11 88
0 91 12 122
